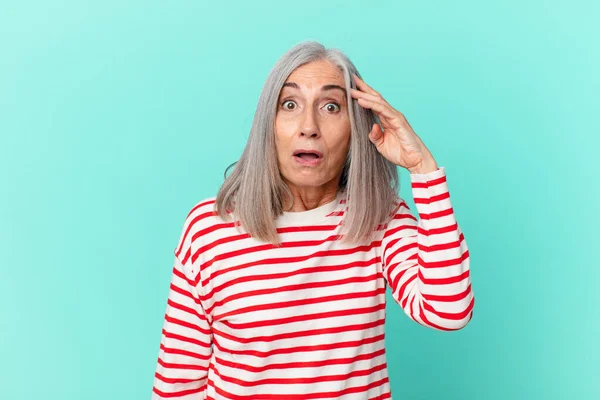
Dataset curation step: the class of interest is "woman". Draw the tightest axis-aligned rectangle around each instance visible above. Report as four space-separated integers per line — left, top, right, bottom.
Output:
152 41 474 399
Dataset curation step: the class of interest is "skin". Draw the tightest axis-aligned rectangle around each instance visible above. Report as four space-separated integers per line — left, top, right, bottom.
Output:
274 59 438 212
275 59 351 212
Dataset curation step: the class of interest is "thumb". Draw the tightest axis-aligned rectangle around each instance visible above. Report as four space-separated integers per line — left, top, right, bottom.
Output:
368 123 384 146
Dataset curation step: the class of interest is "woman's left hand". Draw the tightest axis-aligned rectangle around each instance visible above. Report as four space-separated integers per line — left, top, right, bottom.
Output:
351 74 439 174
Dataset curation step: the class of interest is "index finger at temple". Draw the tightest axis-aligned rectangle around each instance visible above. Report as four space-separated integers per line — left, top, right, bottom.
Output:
352 74 381 97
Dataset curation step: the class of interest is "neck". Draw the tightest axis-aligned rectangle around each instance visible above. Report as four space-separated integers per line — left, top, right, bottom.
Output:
283 183 340 212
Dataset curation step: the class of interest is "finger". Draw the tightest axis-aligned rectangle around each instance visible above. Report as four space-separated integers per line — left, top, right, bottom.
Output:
350 88 390 106
352 74 380 97
369 123 384 146
356 97 397 120
351 89 396 118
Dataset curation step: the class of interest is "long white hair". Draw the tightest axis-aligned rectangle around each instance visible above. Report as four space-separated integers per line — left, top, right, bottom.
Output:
215 41 400 246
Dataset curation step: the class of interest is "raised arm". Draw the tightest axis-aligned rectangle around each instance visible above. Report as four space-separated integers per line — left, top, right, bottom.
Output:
349 74 474 330
381 167 474 330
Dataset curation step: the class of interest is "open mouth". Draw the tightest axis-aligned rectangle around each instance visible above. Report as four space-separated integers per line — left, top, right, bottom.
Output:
293 149 323 166
293 150 323 160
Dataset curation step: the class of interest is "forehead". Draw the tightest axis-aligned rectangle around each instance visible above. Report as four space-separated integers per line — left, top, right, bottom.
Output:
284 59 345 87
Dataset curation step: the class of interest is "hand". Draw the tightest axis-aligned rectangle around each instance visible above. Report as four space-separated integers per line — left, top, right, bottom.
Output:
351 74 438 174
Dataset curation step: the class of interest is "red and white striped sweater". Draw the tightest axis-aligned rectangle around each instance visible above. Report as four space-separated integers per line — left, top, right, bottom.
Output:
152 167 474 399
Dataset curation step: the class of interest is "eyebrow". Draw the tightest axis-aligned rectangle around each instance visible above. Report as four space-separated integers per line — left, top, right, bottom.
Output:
282 82 347 96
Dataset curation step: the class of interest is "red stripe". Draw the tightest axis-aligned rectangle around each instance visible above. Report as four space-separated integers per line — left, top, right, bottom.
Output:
194 224 341 256
417 249 469 269
326 211 346 216
418 206 454 220
205 257 379 302
212 362 387 387
187 199 216 218
180 248 192 265
411 174 447 189
212 318 385 344
175 207 217 258
170 267 200 297
190 212 338 244
161 329 211 348
214 287 385 321
384 239 417 267
212 333 385 358
369 392 392 400
418 269 470 285
382 223 417 241
157 357 209 371
414 191 450 204
166 298 205 322
196 234 343 271
204 258 380 310
422 283 472 302
159 343 210 361
152 384 205 398
154 371 204 384
385 253 417 287
418 303 453 331
417 222 458 236
408 293 415 317
389 211 418 222
212 376 389 399
168 284 200 305
199 242 380 287
164 314 209 335
422 295 474 321
395 271 417 304
221 303 386 330
214 348 386 373
418 233 465 252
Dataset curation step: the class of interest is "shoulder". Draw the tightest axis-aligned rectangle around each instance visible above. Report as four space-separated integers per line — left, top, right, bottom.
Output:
379 195 416 238
173 195 228 263
184 196 219 223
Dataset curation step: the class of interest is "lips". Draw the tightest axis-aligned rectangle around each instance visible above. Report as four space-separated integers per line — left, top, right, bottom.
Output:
293 149 323 160
293 149 323 166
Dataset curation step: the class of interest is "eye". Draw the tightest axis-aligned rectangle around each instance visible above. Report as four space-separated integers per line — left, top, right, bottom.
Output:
281 100 297 110
323 102 341 113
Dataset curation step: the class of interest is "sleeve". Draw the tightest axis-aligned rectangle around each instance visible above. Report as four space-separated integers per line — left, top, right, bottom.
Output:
381 166 474 331
151 247 213 398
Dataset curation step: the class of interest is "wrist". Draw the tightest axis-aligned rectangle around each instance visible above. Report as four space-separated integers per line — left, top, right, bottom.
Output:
408 158 439 175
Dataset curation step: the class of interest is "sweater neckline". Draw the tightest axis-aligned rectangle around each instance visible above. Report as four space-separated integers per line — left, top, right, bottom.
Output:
277 190 346 225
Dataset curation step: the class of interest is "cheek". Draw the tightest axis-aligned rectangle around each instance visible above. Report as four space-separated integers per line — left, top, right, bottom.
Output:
328 120 351 152
274 120 292 165
329 126 350 167
274 117 296 143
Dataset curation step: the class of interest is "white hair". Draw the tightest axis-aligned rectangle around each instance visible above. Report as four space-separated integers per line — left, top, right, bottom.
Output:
215 41 400 246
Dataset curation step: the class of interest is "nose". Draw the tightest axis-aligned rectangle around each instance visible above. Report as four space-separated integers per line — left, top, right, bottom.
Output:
300 106 320 138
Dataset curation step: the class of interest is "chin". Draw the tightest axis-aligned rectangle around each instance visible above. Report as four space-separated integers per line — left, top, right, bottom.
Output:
290 179 324 189
295 174 339 189
283 172 321 187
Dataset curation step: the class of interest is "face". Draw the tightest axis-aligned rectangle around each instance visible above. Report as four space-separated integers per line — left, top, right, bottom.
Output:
274 59 351 194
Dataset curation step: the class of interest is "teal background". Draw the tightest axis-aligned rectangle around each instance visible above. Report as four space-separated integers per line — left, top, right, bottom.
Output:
1 1 598 399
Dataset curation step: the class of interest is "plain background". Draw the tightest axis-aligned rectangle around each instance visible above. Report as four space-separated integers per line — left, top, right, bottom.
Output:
1 1 598 399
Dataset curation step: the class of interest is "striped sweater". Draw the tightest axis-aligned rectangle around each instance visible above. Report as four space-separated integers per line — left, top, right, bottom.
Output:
152 166 474 399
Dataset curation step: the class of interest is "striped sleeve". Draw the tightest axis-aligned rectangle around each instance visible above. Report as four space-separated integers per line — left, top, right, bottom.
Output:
381 167 474 331
152 220 213 398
